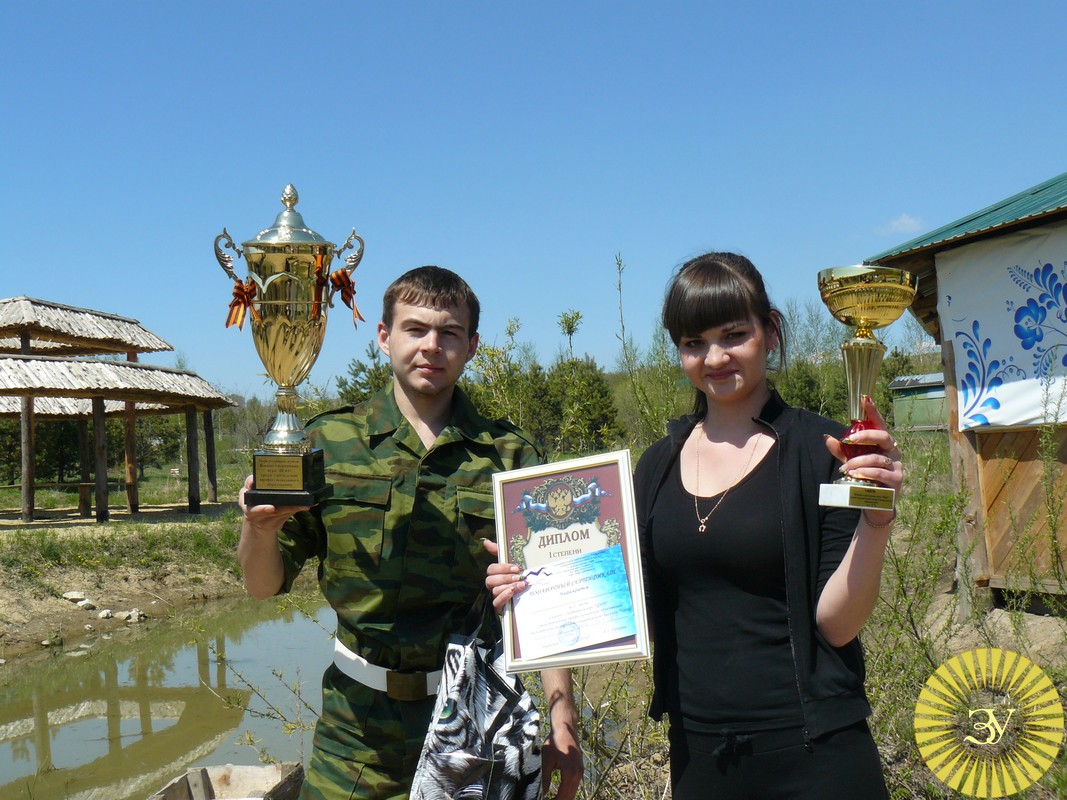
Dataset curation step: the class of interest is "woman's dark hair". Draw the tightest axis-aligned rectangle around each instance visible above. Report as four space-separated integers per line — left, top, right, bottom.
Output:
662 251 788 415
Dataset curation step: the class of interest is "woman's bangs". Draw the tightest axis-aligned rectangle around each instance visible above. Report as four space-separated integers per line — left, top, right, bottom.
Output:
677 276 753 338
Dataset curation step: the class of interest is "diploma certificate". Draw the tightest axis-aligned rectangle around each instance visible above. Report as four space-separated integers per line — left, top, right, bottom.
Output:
493 450 651 672
512 545 636 661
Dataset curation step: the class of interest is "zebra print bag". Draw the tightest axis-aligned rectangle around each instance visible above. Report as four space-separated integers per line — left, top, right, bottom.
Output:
410 608 542 800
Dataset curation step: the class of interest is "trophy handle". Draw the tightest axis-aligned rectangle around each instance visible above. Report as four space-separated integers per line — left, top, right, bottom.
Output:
335 229 365 274
214 228 245 282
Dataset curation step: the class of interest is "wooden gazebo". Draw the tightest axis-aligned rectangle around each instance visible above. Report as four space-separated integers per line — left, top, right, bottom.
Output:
867 171 1067 604
0 297 233 522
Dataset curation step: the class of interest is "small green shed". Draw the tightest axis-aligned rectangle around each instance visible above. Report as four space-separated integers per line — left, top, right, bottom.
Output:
888 373 946 431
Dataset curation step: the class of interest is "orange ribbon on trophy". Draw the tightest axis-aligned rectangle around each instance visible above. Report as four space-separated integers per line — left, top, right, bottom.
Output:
312 254 328 320
329 268 366 323
225 279 260 330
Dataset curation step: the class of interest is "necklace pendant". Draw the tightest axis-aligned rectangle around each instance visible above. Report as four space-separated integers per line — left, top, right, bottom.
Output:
698 523 706 533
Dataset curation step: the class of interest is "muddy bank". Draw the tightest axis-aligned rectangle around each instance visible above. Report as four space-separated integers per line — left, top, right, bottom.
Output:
0 558 247 671
0 503 250 673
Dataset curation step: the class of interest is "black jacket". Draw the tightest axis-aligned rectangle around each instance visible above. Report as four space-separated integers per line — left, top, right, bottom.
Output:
634 390 872 739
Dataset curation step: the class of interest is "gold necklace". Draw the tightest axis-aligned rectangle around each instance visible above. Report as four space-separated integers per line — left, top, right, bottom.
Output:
693 429 761 533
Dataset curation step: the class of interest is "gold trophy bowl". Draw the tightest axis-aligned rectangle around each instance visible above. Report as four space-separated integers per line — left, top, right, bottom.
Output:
216 184 364 507
817 265 917 510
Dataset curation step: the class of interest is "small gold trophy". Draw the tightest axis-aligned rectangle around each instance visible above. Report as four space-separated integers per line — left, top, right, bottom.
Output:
817 265 917 510
215 184 365 507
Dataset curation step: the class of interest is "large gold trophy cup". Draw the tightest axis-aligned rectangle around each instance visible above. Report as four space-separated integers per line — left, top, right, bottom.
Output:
216 184 364 507
817 265 917 510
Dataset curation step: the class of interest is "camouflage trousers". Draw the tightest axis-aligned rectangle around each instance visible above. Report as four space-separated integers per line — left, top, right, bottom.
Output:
300 665 437 800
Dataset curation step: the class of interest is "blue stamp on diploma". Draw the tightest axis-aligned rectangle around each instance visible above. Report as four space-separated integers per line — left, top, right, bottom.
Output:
558 621 581 646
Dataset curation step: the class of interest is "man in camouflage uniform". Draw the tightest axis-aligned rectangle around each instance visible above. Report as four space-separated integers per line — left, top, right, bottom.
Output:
239 266 583 800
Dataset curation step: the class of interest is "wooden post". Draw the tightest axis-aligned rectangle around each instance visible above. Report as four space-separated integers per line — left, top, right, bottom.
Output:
20 333 34 522
78 420 91 517
203 409 218 503
20 398 34 523
93 397 109 523
125 352 139 513
185 405 201 514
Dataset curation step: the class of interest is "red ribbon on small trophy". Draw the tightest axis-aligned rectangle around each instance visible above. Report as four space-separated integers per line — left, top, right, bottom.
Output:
226 279 260 330
329 269 366 323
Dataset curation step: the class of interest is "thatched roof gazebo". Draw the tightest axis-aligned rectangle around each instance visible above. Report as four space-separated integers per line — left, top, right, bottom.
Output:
0 297 174 356
0 297 233 522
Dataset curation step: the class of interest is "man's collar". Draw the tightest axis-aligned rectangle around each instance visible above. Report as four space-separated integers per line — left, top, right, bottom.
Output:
364 383 493 445
365 385 405 437
439 385 497 445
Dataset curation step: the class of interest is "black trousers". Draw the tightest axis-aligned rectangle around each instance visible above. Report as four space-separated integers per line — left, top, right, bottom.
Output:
669 720 889 800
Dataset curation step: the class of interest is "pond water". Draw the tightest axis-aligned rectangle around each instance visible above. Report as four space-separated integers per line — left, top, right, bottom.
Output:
0 593 335 800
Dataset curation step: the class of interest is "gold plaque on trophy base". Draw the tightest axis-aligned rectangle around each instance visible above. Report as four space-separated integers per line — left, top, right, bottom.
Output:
246 449 333 508
818 482 895 511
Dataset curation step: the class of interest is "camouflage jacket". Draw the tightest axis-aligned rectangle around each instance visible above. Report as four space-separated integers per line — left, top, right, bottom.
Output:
278 384 543 672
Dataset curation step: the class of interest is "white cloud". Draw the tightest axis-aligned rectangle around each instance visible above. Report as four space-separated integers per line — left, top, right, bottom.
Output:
879 213 923 236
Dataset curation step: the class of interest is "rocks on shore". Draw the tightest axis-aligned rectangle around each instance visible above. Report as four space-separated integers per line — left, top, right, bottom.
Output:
61 591 146 624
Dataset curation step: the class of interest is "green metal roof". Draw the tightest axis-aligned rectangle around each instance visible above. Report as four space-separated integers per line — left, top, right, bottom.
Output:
867 169 1067 263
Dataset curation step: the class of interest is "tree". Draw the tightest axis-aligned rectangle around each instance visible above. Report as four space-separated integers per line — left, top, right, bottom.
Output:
775 295 850 421
0 420 17 484
542 356 620 457
35 420 80 482
465 318 621 457
557 309 582 359
465 319 544 432
896 313 942 374
614 254 688 447
873 348 929 428
135 414 184 477
775 357 848 421
337 342 392 406
782 296 842 366
296 380 339 421
213 394 275 459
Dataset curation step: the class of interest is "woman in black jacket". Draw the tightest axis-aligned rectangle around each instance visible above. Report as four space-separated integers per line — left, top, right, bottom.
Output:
633 251 899 798
488 251 901 798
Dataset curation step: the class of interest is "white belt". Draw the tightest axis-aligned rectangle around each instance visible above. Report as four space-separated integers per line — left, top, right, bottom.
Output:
333 638 442 701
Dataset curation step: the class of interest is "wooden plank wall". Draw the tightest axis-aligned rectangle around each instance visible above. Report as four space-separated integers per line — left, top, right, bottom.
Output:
980 426 1067 590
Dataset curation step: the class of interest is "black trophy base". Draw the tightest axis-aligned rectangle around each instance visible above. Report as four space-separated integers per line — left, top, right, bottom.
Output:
246 448 334 508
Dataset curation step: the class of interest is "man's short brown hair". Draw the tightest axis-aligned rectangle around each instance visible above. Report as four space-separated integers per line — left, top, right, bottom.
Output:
381 266 480 336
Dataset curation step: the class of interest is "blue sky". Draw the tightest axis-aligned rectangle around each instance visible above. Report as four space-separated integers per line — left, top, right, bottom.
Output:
5 2 1067 399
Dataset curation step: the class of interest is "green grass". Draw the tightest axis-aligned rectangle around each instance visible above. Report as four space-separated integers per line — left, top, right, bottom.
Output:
0 459 250 511
0 506 243 600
